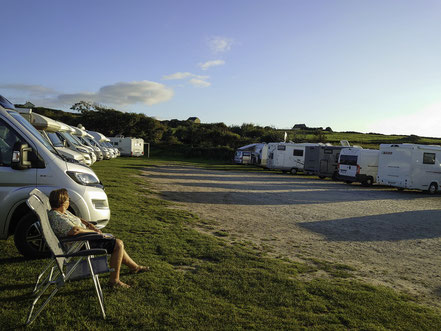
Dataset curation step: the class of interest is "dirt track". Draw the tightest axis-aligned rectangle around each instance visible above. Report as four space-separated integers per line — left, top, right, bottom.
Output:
142 165 441 307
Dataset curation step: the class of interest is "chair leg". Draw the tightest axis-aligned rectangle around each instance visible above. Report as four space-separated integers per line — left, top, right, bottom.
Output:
87 256 106 319
25 285 59 326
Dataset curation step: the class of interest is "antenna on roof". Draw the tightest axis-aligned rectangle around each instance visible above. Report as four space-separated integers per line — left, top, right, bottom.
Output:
340 140 350 147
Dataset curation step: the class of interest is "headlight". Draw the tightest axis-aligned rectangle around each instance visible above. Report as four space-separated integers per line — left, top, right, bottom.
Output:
67 171 102 187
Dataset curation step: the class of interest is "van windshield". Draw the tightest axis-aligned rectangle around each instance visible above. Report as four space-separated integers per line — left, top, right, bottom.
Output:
62 132 81 146
8 110 57 154
47 132 65 147
339 155 357 165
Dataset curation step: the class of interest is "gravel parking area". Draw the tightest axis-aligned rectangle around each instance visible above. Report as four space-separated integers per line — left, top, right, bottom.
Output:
142 165 441 307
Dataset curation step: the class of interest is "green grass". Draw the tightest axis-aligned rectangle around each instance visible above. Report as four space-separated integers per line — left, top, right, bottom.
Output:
1 157 441 330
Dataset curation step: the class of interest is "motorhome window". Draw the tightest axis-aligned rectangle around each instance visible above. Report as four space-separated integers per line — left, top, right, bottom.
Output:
293 149 303 156
324 149 333 154
277 145 286 151
62 132 81 146
7 111 56 154
339 155 357 165
0 120 24 166
423 153 435 164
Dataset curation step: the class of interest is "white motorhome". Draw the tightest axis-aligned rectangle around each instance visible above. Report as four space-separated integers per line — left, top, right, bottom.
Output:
109 136 144 157
266 142 319 174
259 143 278 168
18 110 87 165
0 96 110 258
55 123 94 166
338 147 379 186
377 144 441 194
87 131 114 159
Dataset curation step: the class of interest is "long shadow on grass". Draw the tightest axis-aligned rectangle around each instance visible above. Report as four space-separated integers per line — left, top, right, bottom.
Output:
299 209 441 241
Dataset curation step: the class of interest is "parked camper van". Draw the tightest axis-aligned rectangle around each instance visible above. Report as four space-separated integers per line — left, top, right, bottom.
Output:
0 96 110 258
267 143 319 174
377 144 441 194
234 143 264 165
109 136 144 157
234 150 252 164
338 147 379 186
259 143 278 168
17 110 87 165
304 145 343 179
87 131 114 159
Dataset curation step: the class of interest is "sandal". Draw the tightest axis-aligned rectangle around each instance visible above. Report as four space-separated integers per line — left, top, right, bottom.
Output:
108 281 131 289
130 265 150 274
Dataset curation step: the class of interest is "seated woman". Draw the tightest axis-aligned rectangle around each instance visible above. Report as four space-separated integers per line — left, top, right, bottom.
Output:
48 188 148 288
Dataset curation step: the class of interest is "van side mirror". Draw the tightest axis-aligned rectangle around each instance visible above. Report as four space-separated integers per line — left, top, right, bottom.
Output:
11 142 32 170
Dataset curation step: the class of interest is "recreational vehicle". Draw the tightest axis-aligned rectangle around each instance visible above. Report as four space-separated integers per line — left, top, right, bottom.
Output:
0 95 110 258
109 136 143 157
259 143 278 168
304 145 344 179
233 143 264 165
18 110 87 165
338 147 379 186
266 142 319 174
377 144 441 194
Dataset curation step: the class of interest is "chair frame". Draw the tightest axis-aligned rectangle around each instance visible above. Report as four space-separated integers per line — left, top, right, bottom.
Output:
25 188 110 326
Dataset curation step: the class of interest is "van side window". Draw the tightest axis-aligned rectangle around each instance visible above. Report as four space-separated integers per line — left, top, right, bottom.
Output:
0 120 24 167
277 145 286 151
293 149 303 156
423 153 435 165
339 155 357 165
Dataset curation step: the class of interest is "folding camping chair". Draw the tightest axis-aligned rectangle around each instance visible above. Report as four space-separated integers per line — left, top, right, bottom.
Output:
25 188 110 326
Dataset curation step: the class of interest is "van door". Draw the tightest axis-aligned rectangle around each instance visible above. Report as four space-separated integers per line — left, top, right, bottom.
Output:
339 154 358 178
0 119 37 236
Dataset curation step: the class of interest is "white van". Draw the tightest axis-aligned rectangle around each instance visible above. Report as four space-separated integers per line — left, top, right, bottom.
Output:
109 136 144 157
18 109 87 165
87 131 114 159
0 96 110 258
234 150 252 164
267 142 319 174
338 147 379 186
377 144 441 194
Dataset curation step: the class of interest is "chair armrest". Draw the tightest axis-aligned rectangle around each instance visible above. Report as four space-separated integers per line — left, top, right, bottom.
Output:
55 248 108 258
60 233 105 243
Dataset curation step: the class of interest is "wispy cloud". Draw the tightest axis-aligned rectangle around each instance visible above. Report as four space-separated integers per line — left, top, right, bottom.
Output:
189 78 211 88
0 81 174 107
198 60 225 71
0 84 58 95
162 72 194 80
208 36 234 53
162 72 211 88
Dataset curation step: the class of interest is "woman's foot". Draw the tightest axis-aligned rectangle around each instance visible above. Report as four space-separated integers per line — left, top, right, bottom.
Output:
108 280 131 288
130 265 150 274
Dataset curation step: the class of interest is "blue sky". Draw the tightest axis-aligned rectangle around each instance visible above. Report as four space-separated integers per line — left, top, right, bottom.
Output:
2 0 441 137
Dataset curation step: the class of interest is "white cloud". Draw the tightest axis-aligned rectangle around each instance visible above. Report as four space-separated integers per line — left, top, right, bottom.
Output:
162 72 194 80
189 78 211 88
162 72 211 88
368 102 441 138
208 36 233 53
1 81 174 108
198 60 225 71
0 84 57 95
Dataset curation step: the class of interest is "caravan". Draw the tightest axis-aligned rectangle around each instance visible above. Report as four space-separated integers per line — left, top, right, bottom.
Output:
377 144 441 194
266 143 319 174
304 145 344 179
109 136 144 157
338 147 379 186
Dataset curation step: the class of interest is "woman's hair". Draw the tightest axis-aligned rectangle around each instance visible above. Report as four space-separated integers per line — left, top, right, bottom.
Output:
49 188 69 209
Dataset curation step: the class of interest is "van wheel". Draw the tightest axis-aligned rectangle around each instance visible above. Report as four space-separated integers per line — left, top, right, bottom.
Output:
14 212 49 259
428 183 438 195
363 177 374 187
290 168 297 175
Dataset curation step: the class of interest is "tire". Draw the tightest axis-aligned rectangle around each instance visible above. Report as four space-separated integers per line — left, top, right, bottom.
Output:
428 182 438 195
362 177 374 187
290 168 297 175
14 212 49 258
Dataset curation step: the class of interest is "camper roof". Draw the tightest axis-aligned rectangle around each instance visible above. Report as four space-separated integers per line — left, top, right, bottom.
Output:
28 113 61 132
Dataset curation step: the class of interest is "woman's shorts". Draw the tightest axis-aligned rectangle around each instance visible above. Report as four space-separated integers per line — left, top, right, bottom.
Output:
89 236 117 254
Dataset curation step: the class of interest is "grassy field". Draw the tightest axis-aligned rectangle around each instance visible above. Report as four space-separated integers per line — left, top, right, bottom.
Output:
1 157 441 330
